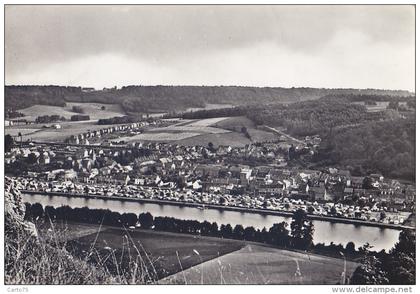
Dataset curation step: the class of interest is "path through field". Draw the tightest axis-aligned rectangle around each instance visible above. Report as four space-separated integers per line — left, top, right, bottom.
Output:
162 244 358 285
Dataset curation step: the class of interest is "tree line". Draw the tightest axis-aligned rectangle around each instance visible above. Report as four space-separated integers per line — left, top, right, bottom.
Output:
6 85 411 113
25 202 380 257
24 203 320 251
35 115 66 124
97 115 145 125
70 114 91 121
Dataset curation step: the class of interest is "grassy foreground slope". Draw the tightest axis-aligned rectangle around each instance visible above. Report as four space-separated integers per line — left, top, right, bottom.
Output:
67 225 245 280
5 177 116 285
163 244 359 285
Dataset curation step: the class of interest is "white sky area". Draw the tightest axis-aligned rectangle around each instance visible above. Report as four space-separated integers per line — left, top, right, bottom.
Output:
5 5 415 91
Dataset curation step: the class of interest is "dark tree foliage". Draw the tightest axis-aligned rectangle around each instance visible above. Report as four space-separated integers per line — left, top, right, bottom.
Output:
387 101 399 110
138 212 154 229
35 115 66 124
210 222 219 236
44 206 57 220
382 229 416 285
351 229 415 285
362 177 374 189
350 256 389 285
232 224 245 240
72 106 85 114
27 153 38 164
243 226 257 241
268 222 290 247
173 107 246 119
71 115 90 121
245 100 371 137
5 109 25 119
121 213 138 227
317 117 415 181
29 203 44 220
321 94 414 103
5 85 77 110
97 115 143 125
5 134 14 152
220 224 233 238
6 85 410 113
290 209 314 250
345 242 356 254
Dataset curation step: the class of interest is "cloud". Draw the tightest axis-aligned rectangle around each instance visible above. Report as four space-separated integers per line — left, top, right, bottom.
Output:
5 5 415 91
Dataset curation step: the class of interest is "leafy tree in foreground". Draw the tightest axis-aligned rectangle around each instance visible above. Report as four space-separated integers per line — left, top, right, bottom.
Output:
350 256 389 285
290 209 314 250
383 229 416 285
351 230 415 285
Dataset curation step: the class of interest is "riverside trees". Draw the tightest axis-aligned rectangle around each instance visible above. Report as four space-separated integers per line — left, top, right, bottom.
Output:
290 209 314 250
25 203 316 252
351 229 416 285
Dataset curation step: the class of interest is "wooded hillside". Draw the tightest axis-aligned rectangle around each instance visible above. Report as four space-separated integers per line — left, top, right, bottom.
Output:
5 85 413 113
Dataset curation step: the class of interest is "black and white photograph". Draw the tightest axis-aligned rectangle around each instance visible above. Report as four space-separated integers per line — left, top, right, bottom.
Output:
3 3 416 289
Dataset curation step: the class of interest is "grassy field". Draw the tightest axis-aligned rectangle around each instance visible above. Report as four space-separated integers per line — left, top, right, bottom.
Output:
211 116 255 131
5 128 42 137
118 117 231 144
6 113 275 146
184 117 230 127
18 103 126 122
19 105 80 121
163 244 359 285
247 128 279 142
65 102 125 120
152 125 229 134
211 116 279 143
184 103 234 113
136 116 265 147
6 102 128 142
117 132 202 142
6 121 116 142
38 222 360 284
64 224 245 280
176 132 252 147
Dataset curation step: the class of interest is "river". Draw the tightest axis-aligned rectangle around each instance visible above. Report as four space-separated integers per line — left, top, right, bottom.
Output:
22 193 401 251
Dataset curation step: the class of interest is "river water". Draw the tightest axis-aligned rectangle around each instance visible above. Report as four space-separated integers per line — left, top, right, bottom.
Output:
22 193 401 251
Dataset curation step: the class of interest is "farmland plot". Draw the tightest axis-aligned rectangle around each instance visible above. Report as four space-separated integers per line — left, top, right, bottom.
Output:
163 244 358 285
117 132 202 142
184 117 230 127
152 125 229 134
19 105 79 121
65 102 126 120
5 128 41 137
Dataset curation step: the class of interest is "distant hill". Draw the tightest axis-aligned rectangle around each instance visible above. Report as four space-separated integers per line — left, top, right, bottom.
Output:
5 85 414 113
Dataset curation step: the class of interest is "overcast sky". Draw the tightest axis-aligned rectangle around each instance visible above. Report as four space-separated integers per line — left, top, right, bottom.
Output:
5 5 415 91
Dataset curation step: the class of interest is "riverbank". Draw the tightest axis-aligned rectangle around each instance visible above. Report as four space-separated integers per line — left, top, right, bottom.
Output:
21 190 414 230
